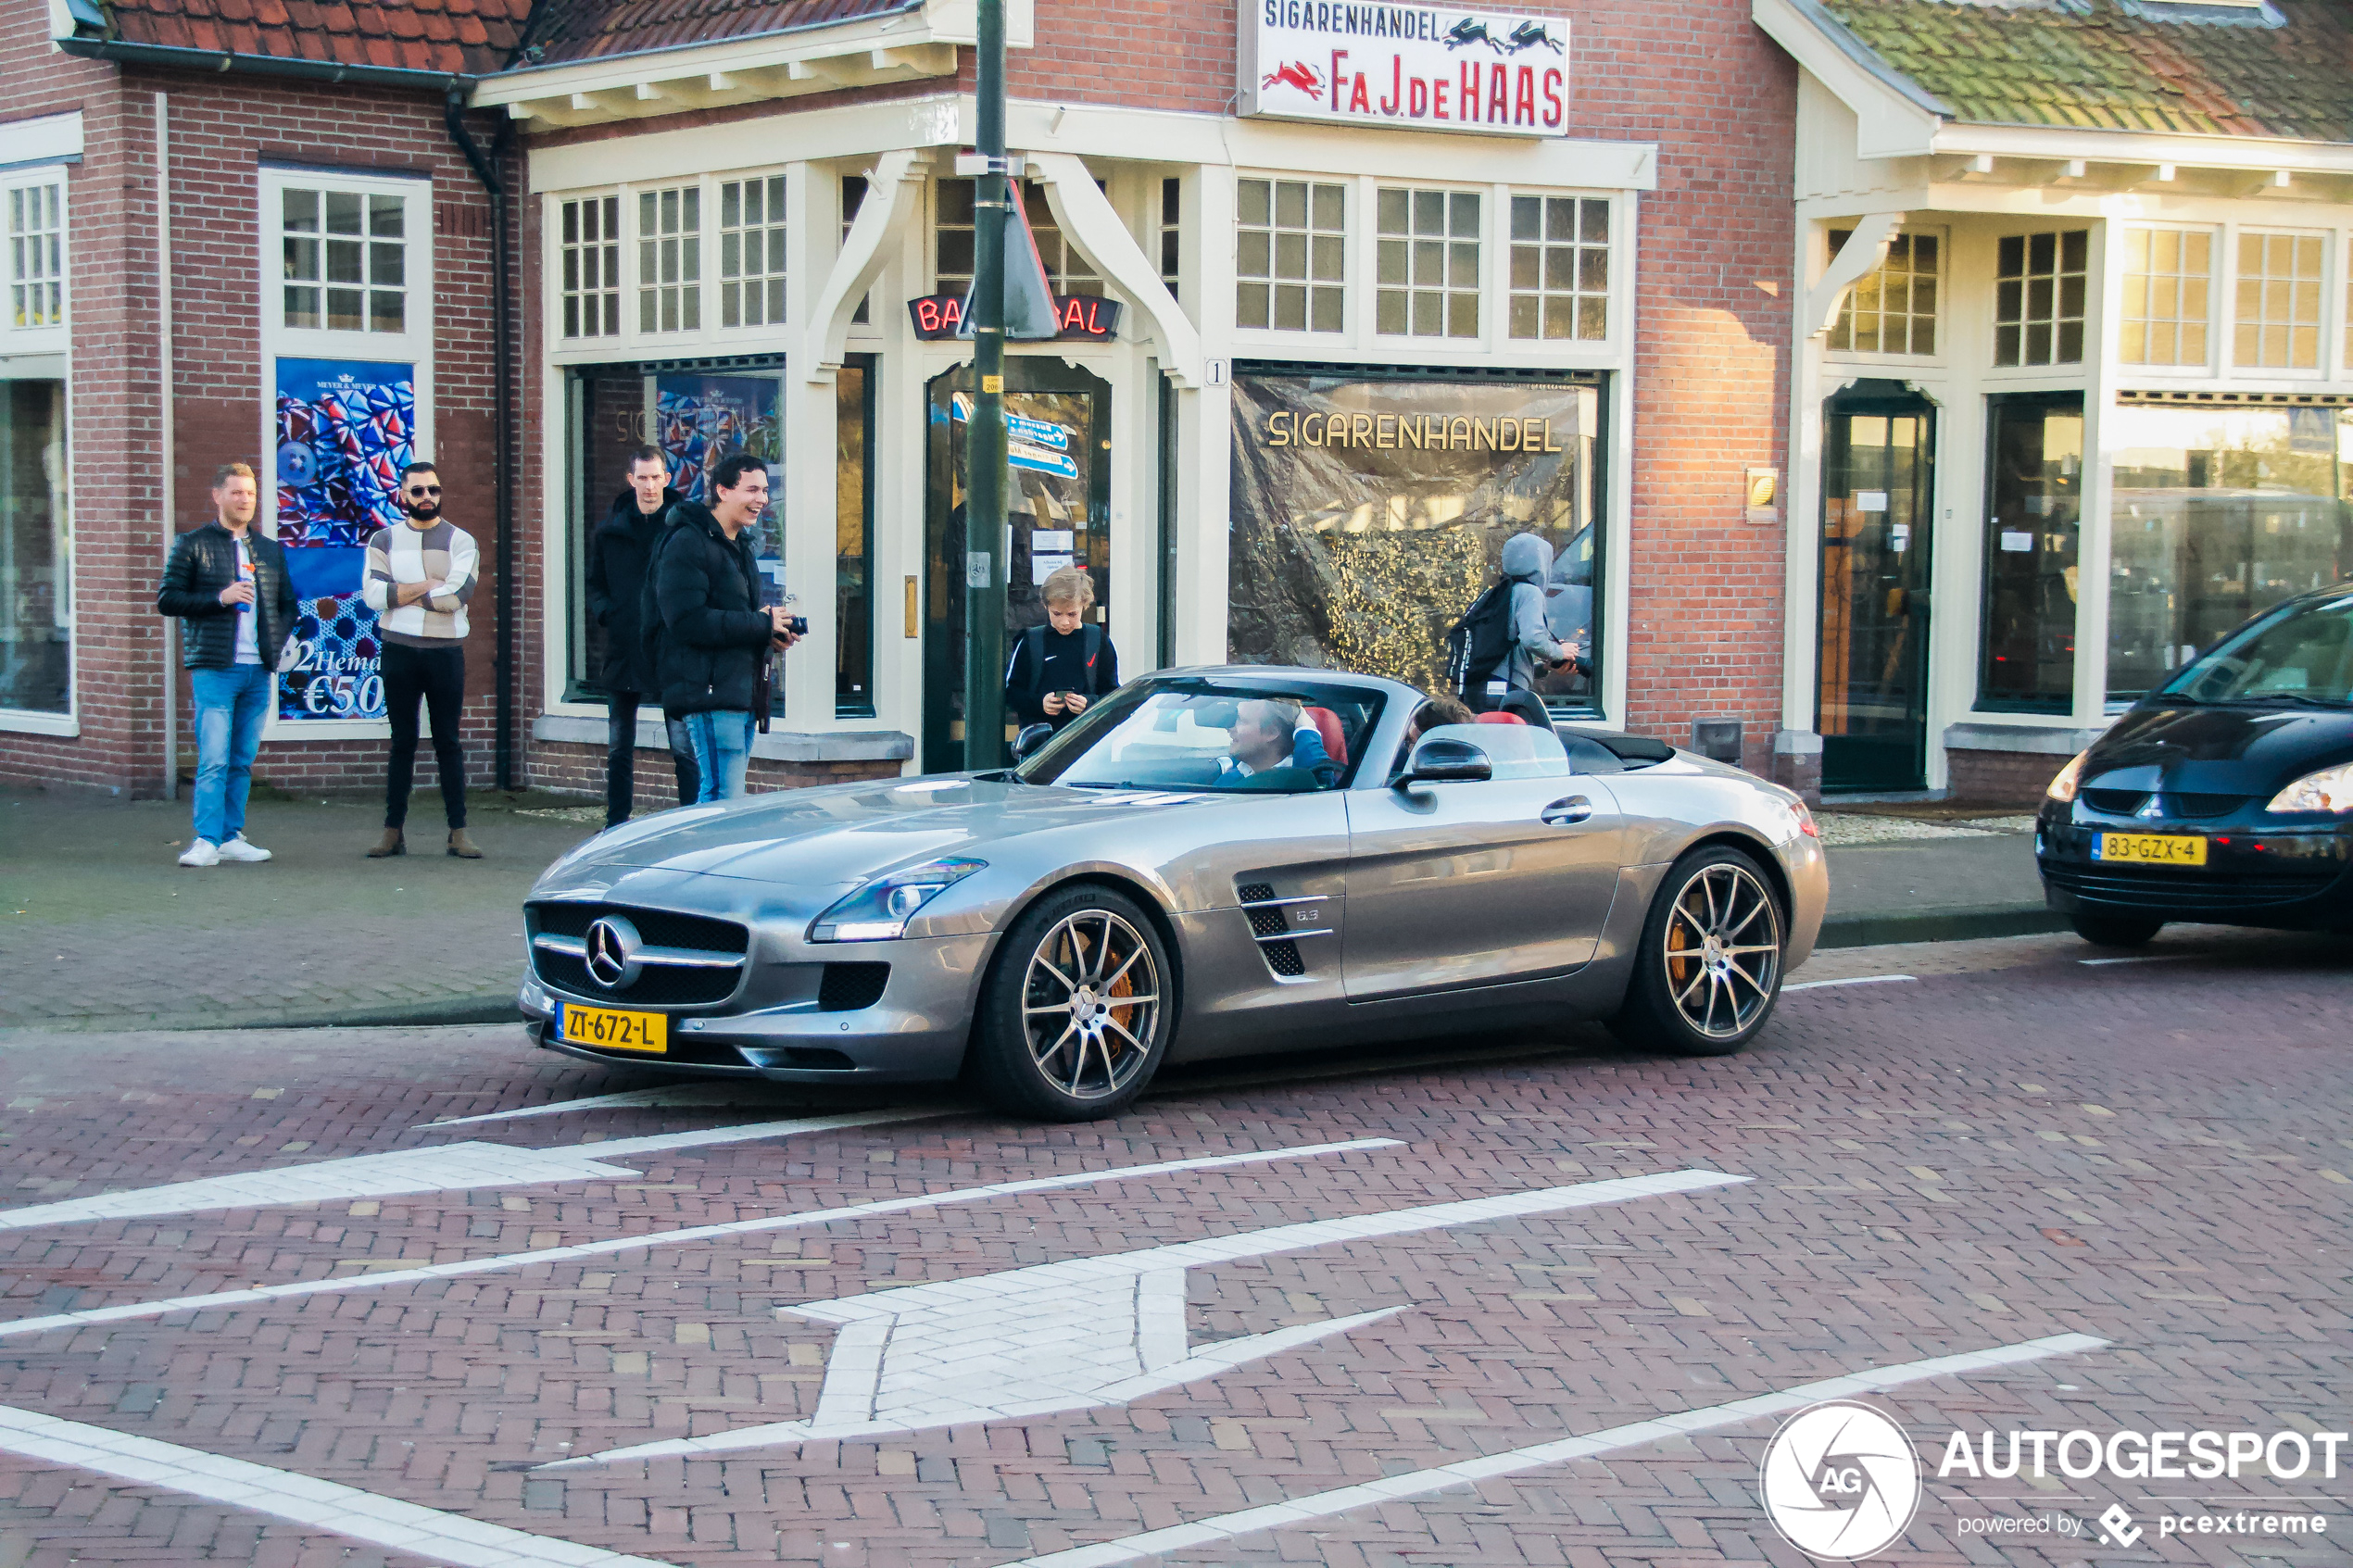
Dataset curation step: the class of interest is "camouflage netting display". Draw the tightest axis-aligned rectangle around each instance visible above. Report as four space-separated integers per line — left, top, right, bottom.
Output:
1227 371 1603 706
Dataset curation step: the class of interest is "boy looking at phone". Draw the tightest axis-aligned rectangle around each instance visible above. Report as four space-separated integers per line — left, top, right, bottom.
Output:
1004 565 1119 733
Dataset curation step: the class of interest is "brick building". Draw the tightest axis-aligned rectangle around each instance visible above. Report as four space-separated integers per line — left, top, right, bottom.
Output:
1757 0 2353 797
1 0 1805 808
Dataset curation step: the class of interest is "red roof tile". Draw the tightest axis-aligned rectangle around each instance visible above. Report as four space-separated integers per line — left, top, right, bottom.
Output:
508 0 914 69
101 0 530 76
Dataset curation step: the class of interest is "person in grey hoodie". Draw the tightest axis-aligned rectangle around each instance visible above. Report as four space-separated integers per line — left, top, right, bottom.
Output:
1495 532 1571 701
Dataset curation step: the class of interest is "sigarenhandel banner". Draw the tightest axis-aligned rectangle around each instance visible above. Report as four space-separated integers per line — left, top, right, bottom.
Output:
1239 0 1570 136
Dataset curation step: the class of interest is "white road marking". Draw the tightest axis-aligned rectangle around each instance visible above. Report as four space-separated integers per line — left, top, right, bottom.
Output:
2080 954 2194 967
422 1084 761 1126
0 1110 940 1232
547 1167 1750 1469
0 1138 1401 1341
0 1401 684 1568
1783 974 1918 992
1000 1333 2110 1568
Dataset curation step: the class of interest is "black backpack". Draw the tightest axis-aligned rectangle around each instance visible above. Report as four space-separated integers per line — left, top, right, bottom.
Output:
1442 580 1514 701
1023 621 1105 691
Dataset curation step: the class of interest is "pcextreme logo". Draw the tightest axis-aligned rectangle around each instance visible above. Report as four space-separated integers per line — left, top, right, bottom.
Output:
1758 1401 1923 1561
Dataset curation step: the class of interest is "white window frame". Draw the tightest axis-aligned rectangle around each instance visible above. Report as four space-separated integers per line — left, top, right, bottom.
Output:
2228 224 2329 379
1821 224 1947 364
558 190 625 342
255 164 436 741
0 352 74 734
1372 182 1485 345
2114 221 2219 378
543 169 794 365
1232 171 1353 342
5 171 69 353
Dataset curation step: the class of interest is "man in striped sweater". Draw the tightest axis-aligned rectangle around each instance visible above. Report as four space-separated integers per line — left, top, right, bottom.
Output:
360 460 484 859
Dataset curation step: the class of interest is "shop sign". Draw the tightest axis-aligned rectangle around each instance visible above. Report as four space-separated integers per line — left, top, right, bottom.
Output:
1239 1 1570 137
906 293 1124 343
1252 408 1567 452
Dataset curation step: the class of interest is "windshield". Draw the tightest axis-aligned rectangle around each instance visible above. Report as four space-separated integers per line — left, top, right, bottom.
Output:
2158 590 2353 707
1016 678 1386 794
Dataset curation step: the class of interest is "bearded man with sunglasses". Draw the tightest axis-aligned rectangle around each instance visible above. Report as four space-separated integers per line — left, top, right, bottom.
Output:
361 460 483 859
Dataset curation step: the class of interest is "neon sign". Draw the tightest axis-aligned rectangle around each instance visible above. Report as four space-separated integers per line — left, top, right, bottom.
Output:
907 293 1124 343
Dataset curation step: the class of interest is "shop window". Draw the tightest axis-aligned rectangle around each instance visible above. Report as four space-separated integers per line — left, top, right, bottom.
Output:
1378 188 1478 339
1506 195 1608 343
934 179 1101 297
6 183 63 330
2106 401 2353 705
1236 179 1345 333
2233 231 2323 370
1160 176 1181 300
637 185 702 333
560 195 622 340
1979 393 2082 711
2120 227 2213 368
837 356 875 717
0 378 69 715
564 363 785 713
718 175 785 329
1227 371 1605 714
1826 230 1937 356
1994 232 2086 368
281 187 406 332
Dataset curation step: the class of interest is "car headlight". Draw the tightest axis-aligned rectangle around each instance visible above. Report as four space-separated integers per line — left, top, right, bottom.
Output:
2266 760 2353 814
2045 751 2088 803
808 859 987 942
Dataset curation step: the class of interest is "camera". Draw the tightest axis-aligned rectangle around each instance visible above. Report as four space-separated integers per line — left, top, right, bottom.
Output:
786 615 809 635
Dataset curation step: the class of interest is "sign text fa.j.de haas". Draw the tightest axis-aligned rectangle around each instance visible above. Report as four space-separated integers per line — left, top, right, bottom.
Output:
1239 0 1572 136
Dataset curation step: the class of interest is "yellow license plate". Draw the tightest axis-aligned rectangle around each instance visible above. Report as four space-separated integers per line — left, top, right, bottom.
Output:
2095 833 2208 867
562 1003 667 1054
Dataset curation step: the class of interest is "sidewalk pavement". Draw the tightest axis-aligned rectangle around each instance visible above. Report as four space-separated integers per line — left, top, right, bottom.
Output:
0 785 2060 1033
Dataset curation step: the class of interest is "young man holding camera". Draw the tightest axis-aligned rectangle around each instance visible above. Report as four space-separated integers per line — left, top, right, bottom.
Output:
650 451 799 802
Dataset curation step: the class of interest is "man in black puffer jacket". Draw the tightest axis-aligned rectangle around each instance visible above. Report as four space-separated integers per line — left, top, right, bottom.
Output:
585 445 697 826
651 451 799 801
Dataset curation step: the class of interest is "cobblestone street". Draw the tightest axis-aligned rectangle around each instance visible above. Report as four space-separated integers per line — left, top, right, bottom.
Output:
0 927 2345 1567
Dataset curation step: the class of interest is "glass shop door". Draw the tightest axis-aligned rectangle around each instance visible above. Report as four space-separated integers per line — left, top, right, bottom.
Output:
1818 382 1937 793
923 357 1114 772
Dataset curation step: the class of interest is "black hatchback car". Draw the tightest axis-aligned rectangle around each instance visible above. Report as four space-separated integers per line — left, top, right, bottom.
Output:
2038 583 2353 946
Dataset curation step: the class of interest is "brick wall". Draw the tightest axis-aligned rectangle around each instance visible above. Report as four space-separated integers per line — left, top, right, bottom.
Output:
1945 746 2065 809
0 24 521 801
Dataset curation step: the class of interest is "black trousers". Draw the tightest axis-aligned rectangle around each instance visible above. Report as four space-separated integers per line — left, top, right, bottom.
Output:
606 693 701 827
383 641 467 831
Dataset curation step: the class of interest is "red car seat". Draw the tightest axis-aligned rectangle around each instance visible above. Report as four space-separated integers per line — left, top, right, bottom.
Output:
1301 705 1349 766
1475 710 1528 725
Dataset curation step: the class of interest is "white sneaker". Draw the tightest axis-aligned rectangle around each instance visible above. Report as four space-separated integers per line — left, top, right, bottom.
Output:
178 839 221 868
216 834 273 863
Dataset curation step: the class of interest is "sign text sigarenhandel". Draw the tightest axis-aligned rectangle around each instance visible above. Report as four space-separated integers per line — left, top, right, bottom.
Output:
1239 0 1571 136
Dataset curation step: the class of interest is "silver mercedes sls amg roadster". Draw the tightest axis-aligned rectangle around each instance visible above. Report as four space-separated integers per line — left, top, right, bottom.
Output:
518 668 1828 1120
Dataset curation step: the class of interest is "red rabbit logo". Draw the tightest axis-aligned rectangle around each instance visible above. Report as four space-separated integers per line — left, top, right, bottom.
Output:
1263 60 1322 94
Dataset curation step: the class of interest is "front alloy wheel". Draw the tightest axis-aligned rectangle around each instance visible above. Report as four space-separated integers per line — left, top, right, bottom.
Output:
970 884 1173 1120
1610 846 1785 1056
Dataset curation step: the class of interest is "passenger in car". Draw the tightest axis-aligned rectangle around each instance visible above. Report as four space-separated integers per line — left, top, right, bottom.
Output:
1212 699 1340 790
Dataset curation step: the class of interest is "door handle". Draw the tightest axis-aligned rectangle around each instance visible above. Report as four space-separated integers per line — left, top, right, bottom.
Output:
1541 795 1592 826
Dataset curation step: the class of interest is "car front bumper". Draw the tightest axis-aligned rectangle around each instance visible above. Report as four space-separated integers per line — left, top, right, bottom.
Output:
517 930 991 1085
2035 806 2353 929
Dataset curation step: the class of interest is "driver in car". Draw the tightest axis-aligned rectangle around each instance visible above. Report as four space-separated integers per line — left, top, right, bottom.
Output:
1213 699 1340 790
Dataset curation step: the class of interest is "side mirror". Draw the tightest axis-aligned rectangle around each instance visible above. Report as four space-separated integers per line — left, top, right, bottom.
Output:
1011 722 1056 763
1395 735 1492 788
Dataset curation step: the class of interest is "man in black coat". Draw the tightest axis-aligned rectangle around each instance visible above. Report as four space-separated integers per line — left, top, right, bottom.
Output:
156 461 301 867
585 445 697 826
652 451 799 802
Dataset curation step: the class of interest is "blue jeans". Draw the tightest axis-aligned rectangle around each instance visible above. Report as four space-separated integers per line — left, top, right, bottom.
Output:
681 710 753 802
191 663 272 846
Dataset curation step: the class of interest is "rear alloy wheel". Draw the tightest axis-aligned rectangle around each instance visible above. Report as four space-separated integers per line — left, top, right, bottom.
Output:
2071 911 2163 948
968 884 1173 1121
1609 847 1785 1057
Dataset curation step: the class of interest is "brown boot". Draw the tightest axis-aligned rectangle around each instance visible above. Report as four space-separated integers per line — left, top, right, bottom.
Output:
447 829 484 859
366 828 406 858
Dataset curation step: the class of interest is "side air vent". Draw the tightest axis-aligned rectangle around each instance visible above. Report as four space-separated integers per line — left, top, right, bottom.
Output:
817 963 890 1012
1235 882 1328 980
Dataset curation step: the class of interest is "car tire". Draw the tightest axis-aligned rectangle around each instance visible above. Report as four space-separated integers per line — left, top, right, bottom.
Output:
2070 911 2163 948
967 883 1175 1122
1607 845 1786 1058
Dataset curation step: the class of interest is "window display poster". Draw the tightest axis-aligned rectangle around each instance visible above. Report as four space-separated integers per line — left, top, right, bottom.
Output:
1227 371 1600 705
272 357 413 721
657 372 784 603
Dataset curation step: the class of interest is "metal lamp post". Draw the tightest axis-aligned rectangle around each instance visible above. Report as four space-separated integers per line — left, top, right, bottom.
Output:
961 0 1010 771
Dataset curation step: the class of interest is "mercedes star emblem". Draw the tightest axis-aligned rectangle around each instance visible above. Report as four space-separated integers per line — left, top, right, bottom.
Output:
583 916 643 990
